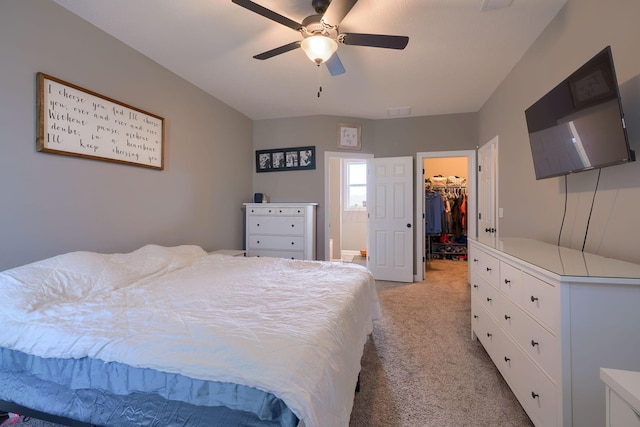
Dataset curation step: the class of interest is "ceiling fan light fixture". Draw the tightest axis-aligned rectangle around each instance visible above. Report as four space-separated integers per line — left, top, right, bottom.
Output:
301 35 338 65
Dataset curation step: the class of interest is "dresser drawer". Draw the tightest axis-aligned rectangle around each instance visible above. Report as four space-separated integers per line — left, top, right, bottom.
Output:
500 294 559 381
500 261 522 304
522 273 559 333
469 246 500 288
499 332 558 427
247 206 306 216
248 249 305 260
474 304 503 362
478 277 501 321
248 216 305 235
248 235 304 251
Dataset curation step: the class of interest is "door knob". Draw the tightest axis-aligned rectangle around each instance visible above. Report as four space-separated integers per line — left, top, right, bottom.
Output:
406 223 412 228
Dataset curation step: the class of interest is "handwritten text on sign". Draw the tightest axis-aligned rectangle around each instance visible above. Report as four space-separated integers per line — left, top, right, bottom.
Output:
38 73 164 169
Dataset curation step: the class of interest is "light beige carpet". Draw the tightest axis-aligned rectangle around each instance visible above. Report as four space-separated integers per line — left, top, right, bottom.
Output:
349 258 533 426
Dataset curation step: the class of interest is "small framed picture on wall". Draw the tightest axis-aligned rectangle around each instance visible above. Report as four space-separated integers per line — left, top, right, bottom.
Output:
337 123 361 150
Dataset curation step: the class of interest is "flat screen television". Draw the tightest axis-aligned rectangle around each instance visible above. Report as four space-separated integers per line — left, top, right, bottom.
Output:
525 46 635 180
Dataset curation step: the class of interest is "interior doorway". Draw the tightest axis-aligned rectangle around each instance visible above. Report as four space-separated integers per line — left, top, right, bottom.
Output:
415 151 476 281
324 151 373 262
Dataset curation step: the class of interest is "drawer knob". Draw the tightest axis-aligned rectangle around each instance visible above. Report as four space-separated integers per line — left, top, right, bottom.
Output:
279 210 282 213
504 356 510 362
486 267 492 272
531 340 539 347
530 295 539 302
473 284 478 288
473 315 478 319
486 297 492 302
291 224 295 227
504 279 511 284
291 242 295 245
257 240 260 244
487 332 492 338
504 315 511 320
531 392 539 399
473 258 478 263
257 223 260 227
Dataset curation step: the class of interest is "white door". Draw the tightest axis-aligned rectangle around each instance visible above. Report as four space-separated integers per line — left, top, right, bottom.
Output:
478 136 498 247
366 156 413 282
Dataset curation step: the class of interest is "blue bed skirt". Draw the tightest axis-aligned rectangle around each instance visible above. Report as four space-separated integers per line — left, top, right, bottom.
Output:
0 348 298 427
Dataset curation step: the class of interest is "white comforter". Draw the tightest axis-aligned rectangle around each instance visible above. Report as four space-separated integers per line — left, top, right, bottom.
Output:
0 245 379 427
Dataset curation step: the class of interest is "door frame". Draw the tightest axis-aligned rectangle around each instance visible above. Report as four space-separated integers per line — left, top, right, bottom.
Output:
324 151 374 261
415 150 477 282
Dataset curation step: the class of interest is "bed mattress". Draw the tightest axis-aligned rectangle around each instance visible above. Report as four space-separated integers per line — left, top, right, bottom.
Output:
0 245 379 427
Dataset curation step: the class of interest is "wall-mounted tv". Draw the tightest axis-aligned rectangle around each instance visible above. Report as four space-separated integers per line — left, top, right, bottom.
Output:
525 46 635 180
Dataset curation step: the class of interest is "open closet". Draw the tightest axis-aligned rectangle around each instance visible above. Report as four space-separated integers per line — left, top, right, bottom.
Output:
424 156 469 269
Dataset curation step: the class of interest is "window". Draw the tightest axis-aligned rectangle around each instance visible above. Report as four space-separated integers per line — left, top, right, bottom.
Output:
345 160 367 210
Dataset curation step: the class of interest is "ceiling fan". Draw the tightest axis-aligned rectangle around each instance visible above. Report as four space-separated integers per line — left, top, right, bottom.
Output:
231 0 409 76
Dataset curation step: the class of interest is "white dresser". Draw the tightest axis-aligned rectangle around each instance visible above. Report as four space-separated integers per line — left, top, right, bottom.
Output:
469 238 640 427
244 203 317 260
601 368 640 427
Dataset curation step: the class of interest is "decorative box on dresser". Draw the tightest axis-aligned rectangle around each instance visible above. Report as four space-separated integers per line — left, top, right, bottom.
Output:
244 203 317 260
469 238 640 427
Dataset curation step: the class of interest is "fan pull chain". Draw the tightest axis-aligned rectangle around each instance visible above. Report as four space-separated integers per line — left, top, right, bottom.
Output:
317 64 322 98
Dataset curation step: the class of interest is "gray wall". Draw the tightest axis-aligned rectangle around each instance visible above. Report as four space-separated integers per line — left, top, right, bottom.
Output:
254 113 478 259
478 0 640 264
0 0 253 271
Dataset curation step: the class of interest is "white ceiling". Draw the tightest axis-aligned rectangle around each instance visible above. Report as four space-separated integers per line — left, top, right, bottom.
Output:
52 0 566 121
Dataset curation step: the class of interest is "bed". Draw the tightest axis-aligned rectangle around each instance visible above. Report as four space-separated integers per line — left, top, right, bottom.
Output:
0 244 379 427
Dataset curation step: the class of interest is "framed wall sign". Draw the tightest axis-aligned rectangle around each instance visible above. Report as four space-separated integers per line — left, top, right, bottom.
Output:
37 72 165 170
256 146 315 173
337 123 361 150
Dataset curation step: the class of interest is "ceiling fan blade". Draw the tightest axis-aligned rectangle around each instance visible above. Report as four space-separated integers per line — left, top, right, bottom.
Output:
322 0 358 26
325 53 345 76
232 0 302 31
253 41 301 60
342 33 409 50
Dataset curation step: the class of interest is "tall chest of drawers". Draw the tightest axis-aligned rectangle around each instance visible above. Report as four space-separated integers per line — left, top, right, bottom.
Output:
469 238 640 427
244 203 317 260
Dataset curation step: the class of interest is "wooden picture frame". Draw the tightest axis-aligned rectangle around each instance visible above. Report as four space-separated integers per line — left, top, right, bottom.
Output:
37 72 164 170
337 123 361 150
256 146 315 173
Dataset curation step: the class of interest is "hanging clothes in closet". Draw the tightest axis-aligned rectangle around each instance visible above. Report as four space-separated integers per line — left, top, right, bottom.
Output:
425 184 444 235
